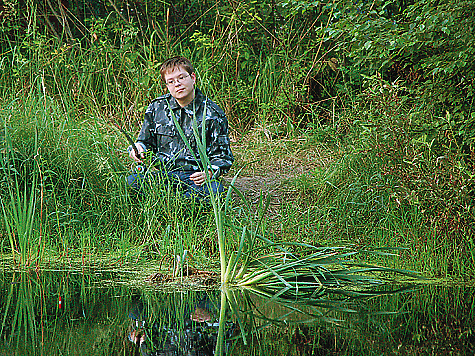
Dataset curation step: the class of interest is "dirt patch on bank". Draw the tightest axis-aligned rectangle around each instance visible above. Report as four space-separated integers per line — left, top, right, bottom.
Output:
223 135 333 205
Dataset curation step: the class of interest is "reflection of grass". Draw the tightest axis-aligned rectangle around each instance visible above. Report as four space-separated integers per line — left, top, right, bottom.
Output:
225 284 475 355
0 270 135 355
1 270 472 355
1 273 38 351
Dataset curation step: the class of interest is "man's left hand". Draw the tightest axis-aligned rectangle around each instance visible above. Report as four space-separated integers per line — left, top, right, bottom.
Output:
190 171 212 186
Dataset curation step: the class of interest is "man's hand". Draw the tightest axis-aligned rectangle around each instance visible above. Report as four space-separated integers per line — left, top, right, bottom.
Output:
191 307 211 323
128 144 145 163
190 171 212 186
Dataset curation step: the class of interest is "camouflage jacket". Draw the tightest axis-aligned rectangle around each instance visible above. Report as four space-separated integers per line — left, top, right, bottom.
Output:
135 89 234 178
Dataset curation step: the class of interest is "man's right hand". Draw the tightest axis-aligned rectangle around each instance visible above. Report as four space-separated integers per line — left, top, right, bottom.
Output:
128 144 145 163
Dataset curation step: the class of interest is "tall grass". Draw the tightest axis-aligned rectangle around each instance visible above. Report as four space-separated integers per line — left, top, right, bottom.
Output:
0 5 473 355
277 148 469 277
0 2 472 282
0 83 218 268
1 176 38 266
1 8 311 269
276 87 475 278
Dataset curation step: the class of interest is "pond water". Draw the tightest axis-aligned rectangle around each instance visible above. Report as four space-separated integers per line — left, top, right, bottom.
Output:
0 269 474 355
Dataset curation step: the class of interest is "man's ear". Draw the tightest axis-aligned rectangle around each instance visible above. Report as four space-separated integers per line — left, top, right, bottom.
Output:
191 72 196 83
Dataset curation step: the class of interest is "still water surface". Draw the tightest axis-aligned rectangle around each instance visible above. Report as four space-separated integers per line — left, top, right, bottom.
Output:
0 269 474 355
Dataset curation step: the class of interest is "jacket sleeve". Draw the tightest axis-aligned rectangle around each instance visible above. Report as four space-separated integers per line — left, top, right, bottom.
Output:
206 112 234 178
136 104 157 153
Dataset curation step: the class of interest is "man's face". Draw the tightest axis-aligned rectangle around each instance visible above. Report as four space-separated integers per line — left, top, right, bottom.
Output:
163 66 196 106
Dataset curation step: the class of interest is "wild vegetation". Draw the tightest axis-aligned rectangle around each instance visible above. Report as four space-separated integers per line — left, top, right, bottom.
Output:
0 0 474 283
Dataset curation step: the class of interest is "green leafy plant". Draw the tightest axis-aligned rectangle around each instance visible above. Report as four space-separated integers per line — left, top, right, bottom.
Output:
1 177 38 266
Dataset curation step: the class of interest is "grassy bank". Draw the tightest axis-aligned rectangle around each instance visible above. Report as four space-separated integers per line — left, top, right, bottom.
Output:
0 25 473 281
0 90 217 268
231 134 475 279
1 87 473 280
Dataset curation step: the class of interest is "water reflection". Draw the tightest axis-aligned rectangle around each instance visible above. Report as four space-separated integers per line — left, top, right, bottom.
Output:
0 270 474 355
126 292 234 355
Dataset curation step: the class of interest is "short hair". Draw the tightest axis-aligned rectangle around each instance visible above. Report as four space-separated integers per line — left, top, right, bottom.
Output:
159 56 195 81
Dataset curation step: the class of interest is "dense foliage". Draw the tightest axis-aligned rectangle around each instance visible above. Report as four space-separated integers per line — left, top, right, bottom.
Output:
0 0 474 276
2 1 473 128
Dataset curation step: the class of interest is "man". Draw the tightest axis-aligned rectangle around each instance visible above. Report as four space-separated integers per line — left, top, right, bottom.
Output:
127 56 234 199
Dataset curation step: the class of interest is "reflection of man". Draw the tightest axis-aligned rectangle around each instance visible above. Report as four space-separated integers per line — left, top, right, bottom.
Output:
127 56 234 199
127 294 233 356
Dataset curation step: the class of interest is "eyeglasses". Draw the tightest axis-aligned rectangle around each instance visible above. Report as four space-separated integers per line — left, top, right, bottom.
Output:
165 73 191 87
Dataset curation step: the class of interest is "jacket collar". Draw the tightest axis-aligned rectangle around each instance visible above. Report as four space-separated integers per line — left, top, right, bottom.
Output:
167 88 205 111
